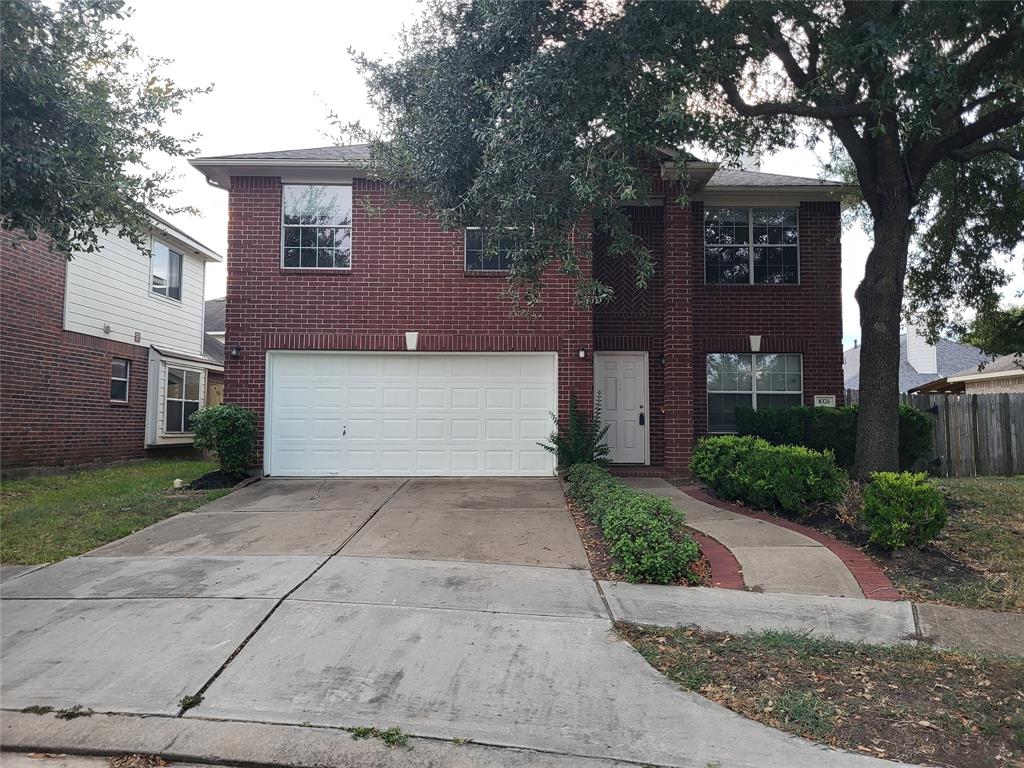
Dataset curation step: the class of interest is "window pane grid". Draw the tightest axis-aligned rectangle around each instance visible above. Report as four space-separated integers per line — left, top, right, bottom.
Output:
281 185 352 269
705 207 798 285
165 367 202 433
465 228 513 271
707 353 803 432
110 358 130 402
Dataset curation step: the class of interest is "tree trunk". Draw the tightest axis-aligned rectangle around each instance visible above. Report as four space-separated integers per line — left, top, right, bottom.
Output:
853 206 913 480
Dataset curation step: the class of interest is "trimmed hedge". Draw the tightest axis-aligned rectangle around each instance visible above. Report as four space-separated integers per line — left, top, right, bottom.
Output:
566 464 700 584
862 471 947 550
690 435 846 517
735 404 933 471
190 404 258 476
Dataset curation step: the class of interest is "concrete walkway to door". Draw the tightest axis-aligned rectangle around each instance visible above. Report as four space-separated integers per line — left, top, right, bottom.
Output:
2 477 912 768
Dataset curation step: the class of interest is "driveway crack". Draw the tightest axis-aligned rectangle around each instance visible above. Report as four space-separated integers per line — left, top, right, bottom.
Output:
174 478 411 717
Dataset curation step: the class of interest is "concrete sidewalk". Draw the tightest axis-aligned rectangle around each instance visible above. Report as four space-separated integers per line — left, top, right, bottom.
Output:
622 477 866 597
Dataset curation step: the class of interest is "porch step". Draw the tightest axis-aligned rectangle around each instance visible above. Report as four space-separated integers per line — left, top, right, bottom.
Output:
606 465 672 478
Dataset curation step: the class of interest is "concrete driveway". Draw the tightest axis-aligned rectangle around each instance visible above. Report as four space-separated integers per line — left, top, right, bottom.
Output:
1 478 903 768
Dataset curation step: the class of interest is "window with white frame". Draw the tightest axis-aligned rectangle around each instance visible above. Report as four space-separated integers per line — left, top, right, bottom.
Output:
151 242 183 300
465 228 514 271
110 358 130 402
704 207 798 284
282 184 352 269
707 353 803 432
165 367 202 433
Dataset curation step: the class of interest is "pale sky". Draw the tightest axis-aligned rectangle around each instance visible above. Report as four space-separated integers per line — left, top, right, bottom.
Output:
126 0 1020 349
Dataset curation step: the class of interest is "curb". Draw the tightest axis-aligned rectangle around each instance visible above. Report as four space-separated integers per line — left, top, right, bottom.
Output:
679 485 902 602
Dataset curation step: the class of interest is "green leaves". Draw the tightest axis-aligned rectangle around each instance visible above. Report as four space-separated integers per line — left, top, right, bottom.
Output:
1 0 210 256
189 404 258 476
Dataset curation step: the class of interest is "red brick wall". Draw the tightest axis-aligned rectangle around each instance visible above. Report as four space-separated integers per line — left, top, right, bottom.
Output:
0 231 153 471
688 200 845 453
224 176 594 462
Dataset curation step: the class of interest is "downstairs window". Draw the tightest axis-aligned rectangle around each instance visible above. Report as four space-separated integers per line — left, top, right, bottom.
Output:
707 353 803 432
165 367 202 433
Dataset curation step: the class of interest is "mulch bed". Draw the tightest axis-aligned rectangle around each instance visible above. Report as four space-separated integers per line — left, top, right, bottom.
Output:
621 623 1024 768
566 500 712 587
189 470 250 491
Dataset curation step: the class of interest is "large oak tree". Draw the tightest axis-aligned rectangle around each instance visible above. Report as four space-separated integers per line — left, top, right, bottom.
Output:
351 0 1024 477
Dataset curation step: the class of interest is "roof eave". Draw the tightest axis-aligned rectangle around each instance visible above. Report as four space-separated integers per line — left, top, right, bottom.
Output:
146 210 223 263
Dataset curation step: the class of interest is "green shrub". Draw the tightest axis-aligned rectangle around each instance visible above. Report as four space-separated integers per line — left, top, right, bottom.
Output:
735 404 933 471
189 404 258 476
540 393 610 468
690 436 846 517
566 464 700 584
862 471 947 549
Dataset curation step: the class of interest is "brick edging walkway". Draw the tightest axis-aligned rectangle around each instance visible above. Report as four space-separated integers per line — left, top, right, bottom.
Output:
688 529 745 591
679 485 902 601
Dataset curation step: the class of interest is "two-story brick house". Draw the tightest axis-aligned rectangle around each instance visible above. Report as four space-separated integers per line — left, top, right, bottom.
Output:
190 146 850 477
0 215 224 472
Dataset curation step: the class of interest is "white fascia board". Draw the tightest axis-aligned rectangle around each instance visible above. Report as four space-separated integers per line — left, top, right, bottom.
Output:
947 367 1024 383
146 211 223 262
189 159 362 189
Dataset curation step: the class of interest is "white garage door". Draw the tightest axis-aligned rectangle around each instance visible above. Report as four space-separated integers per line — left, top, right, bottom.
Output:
266 352 557 477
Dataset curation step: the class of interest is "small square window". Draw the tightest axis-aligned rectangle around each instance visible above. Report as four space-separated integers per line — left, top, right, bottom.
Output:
165 366 202 433
281 185 352 269
110 358 130 402
465 228 513 271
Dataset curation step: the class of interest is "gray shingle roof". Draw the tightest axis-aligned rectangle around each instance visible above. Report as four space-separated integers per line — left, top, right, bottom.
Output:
844 335 989 392
203 333 225 366
949 352 1024 379
198 145 372 162
205 297 225 334
705 168 845 187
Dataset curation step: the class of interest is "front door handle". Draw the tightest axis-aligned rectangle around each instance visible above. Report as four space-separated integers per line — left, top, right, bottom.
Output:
639 412 645 426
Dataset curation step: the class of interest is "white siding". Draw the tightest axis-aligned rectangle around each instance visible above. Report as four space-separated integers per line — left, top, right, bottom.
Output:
145 354 212 447
64 230 207 355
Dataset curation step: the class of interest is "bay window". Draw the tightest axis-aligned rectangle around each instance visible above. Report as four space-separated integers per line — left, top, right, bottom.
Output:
165 367 202 433
707 353 803 432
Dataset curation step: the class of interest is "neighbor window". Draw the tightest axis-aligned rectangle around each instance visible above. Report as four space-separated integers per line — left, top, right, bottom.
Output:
110 358 130 402
707 353 803 432
465 228 514 271
165 367 201 433
151 242 183 300
282 184 352 269
705 207 798 284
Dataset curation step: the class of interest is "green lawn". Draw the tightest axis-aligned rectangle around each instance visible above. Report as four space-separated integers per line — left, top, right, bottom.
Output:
0 460 229 564
890 476 1024 612
621 624 1024 768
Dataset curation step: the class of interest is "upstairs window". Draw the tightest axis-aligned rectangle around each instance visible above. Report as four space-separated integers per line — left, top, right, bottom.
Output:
282 185 352 269
707 353 803 432
465 228 513 271
165 367 202 433
705 207 798 285
110 358 130 402
151 242 183 300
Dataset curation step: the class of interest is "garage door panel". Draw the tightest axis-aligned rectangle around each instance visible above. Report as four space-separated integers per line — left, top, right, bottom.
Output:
268 353 556 476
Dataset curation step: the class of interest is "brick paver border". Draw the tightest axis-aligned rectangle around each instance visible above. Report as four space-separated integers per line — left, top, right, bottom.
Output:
688 529 745 590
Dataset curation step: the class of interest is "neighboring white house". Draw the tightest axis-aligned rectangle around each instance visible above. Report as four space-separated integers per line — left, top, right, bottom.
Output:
844 325 989 393
63 213 224 448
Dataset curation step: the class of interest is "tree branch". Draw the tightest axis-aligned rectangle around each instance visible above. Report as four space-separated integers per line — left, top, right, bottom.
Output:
719 80 872 119
948 139 1024 162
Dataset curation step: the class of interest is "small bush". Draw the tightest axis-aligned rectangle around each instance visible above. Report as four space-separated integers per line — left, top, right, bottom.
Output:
567 464 700 584
690 436 846 517
862 471 947 550
735 404 933 471
189 404 258 476
540 393 610 468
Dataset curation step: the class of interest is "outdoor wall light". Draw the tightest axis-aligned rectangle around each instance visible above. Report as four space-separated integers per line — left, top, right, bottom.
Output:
406 331 419 351
229 345 242 359
749 335 762 353
578 348 587 359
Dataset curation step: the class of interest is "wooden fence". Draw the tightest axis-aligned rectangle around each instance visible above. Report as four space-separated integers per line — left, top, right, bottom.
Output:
845 390 1024 477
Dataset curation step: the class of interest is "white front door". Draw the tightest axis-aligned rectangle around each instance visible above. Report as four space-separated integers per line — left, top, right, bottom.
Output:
265 351 557 477
594 352 648 464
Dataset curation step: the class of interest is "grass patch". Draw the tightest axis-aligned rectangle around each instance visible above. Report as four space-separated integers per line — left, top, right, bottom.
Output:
178 693 203 712
0 460 228 564
55 705 94 720
890 476 1024 612
348 725 410 749
620 624 1024 768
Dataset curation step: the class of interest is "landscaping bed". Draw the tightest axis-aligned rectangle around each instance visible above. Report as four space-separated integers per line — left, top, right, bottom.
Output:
0 460 228 564
621 623 1024 768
